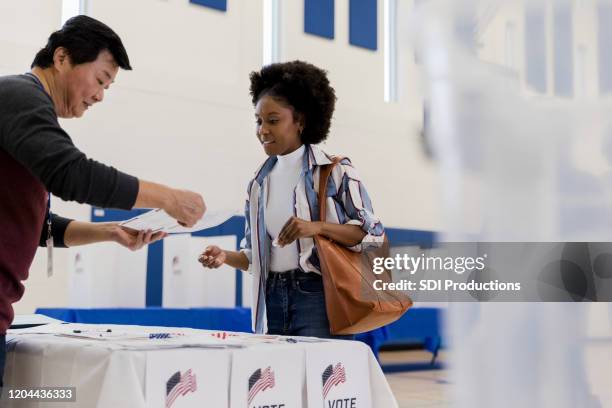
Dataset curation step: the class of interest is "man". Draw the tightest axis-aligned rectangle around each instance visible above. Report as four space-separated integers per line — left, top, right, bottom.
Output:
0 15 206 385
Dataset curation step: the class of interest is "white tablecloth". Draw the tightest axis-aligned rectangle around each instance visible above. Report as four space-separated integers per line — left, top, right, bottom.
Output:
3 323 398 408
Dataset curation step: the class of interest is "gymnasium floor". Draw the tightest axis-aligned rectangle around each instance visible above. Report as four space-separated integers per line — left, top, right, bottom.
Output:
383 340 612 408
382 350 450 408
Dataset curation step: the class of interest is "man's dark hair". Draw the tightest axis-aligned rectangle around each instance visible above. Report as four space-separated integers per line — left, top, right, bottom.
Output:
31 15 131 70
249 60 336 145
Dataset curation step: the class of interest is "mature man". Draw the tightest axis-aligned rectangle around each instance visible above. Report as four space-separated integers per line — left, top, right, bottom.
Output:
0 16 206 384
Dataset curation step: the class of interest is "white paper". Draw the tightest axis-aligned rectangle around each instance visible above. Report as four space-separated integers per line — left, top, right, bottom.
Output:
119 209 239 234
10 314 63 329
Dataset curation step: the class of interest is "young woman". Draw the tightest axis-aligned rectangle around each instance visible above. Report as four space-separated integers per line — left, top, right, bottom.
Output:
199 61 384 338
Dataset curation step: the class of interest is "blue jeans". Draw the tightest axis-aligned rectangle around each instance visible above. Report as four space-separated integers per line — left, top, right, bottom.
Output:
265 270 353 340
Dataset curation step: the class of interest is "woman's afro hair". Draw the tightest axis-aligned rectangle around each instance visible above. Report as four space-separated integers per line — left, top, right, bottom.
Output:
249 60 337 144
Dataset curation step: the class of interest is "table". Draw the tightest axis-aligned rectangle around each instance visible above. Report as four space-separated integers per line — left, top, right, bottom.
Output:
36 307 445 370
36 307 253 332
4 323 398 408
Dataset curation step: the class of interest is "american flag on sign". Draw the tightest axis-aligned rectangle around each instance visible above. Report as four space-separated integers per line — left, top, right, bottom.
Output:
322 363 346 399
165 369 197 408
247 366 275 405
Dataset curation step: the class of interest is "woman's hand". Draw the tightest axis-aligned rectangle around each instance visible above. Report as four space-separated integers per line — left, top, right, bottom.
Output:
198 245 227 268
276 217 322 247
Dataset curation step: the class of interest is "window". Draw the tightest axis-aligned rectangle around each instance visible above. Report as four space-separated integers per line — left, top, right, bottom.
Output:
263 0 280 65
61 0 81 25
576 45 587 98
553 2 574 97
524 4 547 93
504 21 517 71
384 0 397 102
598 3 612 94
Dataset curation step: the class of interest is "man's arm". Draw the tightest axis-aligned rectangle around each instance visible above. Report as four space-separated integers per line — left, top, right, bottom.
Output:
63 221 166 250
40 214 166 250
39 213 72 248
2 84 205 226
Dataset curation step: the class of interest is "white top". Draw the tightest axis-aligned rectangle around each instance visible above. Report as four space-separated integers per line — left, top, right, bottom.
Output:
265 144 305 272
241 144 385 333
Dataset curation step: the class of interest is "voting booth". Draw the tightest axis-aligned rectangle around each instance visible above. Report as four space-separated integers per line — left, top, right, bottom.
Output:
66 209 251 309
68 242 148 307
162 234 238 308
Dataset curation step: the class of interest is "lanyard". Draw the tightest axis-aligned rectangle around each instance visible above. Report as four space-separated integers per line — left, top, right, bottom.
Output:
46 193 53 277
26 72 54 277
47 193 52 241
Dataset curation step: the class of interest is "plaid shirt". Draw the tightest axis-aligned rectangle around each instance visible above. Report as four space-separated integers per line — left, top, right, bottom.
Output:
240 144 385 333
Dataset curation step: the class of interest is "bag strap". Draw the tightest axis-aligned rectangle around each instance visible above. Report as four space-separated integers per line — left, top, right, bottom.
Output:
318 156 345 223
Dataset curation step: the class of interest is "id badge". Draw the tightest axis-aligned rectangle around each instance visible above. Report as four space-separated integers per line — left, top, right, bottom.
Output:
46 237 54 277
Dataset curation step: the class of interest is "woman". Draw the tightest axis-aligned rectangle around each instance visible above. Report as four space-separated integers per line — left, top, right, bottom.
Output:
199 61 384 338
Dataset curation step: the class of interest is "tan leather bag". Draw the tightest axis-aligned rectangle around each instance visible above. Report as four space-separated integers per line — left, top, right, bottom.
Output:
315 158 412 335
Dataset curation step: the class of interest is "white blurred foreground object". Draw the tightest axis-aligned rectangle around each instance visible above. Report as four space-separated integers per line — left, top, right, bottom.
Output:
413 0 612 407
120 209 239 233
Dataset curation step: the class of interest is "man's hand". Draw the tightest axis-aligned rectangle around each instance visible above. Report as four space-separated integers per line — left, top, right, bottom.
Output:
276 217 322 247
198 245 227 268
111 226 167 251
63 221 167 249
134 180 206 227
165 189 206 227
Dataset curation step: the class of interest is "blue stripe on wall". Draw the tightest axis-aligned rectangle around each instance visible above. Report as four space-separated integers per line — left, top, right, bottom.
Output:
386 228 437 248
90 209 246 307
91 208 164 307
349 0 377 50
553 2 573 97
189 0 227 12
146 241 164 306
91 209 436 307
305 0 335 39
525 4 547 93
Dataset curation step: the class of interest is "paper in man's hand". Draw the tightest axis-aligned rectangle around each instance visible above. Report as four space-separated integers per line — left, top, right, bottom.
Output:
119 209 239 234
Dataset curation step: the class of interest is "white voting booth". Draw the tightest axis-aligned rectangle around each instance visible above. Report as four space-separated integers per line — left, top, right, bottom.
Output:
68 243 148 307
67 208 248 308
162 235 237 308
68 234 252 308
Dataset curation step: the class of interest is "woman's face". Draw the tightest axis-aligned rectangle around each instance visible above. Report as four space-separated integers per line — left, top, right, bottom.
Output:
255 95 303 156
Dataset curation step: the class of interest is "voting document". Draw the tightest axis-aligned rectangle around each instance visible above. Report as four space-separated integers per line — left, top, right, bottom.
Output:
119 209 239 233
